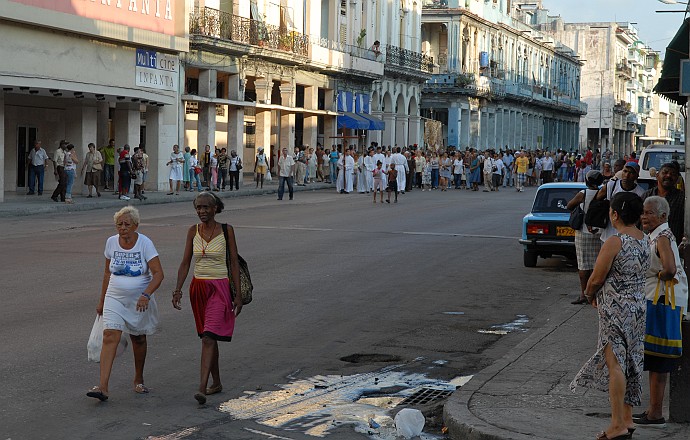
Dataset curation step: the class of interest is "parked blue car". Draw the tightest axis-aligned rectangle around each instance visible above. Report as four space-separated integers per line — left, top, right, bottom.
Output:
519 182 587 267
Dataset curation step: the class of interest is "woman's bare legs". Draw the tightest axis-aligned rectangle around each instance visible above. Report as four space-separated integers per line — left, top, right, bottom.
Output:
603 344 633 438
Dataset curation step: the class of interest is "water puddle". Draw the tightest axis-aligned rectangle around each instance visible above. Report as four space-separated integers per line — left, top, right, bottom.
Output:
477 314 529 335
218 365 473 439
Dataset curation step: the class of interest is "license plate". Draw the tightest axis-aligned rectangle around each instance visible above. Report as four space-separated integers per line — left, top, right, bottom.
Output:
557 226 575 237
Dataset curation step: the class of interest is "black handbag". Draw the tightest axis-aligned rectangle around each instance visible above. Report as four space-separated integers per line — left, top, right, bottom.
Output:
222 223 253 305
585 199 610 228
569 205 585 230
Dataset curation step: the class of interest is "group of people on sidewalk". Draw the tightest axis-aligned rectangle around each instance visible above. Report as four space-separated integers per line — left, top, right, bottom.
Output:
566 160 688 440
166 144 243 195
87 193 244 406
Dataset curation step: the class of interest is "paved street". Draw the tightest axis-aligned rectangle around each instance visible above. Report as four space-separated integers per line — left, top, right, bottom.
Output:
0 186 579 439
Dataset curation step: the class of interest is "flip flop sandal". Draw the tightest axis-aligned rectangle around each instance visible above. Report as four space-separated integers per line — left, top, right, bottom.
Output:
205 385 222 395
194 393 207 404
134 384 150 394
87 386 108 402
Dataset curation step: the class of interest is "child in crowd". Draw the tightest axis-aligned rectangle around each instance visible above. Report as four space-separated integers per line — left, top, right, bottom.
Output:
372 160 385 203
386 163 398 203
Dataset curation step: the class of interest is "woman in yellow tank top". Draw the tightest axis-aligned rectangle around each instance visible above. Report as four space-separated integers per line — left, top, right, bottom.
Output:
173 192 242 405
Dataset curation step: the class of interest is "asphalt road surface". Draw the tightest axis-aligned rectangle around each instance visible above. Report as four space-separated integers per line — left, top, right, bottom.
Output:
0 186 580 439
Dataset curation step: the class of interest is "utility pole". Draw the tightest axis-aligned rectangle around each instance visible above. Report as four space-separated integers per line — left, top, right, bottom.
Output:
599 71 604 155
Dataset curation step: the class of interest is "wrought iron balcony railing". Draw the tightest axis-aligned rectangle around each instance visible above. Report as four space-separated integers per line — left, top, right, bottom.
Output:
385 44 434 74
189 7 308 56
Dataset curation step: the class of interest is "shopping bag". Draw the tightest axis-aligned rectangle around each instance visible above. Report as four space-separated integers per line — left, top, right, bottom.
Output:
265 170 272 182
87 315 129 362
644 279 684 358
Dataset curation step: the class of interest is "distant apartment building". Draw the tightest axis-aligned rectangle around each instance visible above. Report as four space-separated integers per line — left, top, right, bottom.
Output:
537 18 659 155
420 0 585 151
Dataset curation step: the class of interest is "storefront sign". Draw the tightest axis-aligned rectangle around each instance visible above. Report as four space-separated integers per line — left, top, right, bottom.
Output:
10 0 177 36
135 49 178 92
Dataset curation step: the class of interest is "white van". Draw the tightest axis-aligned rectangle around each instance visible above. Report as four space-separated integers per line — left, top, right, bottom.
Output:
637 144 685 184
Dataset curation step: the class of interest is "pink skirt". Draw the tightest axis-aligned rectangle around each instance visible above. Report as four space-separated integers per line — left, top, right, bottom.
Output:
190 277 235 341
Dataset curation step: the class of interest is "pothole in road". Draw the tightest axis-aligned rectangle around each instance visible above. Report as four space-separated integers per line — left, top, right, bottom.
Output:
477 314 529 335
340 353 403 364
218 364 473 439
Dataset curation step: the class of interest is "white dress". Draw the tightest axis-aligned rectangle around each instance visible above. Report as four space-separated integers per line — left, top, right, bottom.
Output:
103 233 159 335
169 152 184 181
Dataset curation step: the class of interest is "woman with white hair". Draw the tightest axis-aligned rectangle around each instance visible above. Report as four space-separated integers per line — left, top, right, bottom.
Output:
636 196 688 427
87 206 164 401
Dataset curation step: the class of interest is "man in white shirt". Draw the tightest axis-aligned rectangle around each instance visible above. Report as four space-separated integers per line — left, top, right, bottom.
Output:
337 149 355 193
277 147 296 200
541 151 555 183
51 140 67 202
27 140 50 195
391 147 408 194
453 153 464 189
363 148 376 192
482 152 495 192
502 150 514 187
492 153 505 190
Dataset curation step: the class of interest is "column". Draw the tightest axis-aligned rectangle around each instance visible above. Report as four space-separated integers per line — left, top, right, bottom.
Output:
488 110 496 148
323 89 337 151
408 115 421 147
395 114 408 147
113 101 141 191
228 107 244 185
470 109 479 148
198 69 217 151
0 93 4 202
145 105 178 191
65 104 98 195
279 84 296 150
496 109 504 149
303 86 318 149
461 107 471 148
254 78 273 165
382 113 396 147
371 111 383 146
448 106 460 148
97 101 110 150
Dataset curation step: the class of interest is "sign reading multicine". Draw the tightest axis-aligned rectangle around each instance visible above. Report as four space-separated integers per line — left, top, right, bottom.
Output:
135 49 178 92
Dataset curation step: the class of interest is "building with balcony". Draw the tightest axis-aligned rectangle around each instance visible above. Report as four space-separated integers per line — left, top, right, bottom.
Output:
420 0 585 151
0 0 188 202
642 60 684 147
537 19 658 156
184 0 431 172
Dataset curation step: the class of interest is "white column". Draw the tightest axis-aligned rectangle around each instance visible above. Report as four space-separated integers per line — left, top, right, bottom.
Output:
144 105 177 191
303 86 318 149
279 84 296 150
371 111 383 146
113 102 141 191
395 115 409 147
382 113 396 147
0 93 4 202
65 104 98 195
198 69 218 151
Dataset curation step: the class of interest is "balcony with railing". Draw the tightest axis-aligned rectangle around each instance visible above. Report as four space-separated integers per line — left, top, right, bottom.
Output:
384 44 434 76
189 7 309 56
616 62 632 78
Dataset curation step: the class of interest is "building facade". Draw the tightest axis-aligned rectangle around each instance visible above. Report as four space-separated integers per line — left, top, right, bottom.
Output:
0 0 188 202
183 0 432 174
537 19 658 156
420 0 585 151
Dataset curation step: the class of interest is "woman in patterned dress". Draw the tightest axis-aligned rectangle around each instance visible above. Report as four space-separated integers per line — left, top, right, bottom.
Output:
571 192 650 440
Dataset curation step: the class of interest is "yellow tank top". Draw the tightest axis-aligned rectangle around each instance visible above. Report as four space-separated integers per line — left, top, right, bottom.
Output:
193 226 227 279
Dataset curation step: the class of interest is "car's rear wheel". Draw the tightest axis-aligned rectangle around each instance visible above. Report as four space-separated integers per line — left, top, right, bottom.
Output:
524 249 538 267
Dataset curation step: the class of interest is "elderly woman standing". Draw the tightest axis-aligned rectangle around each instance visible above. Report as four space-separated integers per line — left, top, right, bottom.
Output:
571 192 650 440
636 196 688 427
87 206 164 401
173 192 243 405
81 143 103 198
567 170 604 304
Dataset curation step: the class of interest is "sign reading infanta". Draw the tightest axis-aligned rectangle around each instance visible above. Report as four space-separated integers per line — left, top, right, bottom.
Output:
135 48 178 92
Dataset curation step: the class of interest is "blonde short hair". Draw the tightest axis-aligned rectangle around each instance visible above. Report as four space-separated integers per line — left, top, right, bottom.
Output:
113 206 140 225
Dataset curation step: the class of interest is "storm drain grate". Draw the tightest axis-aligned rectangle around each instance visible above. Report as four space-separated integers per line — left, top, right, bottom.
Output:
399 387 453 406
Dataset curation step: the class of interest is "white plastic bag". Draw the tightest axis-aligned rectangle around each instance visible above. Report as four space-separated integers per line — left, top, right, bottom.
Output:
87 315 128 363
265 171 272 182
394 408 425 439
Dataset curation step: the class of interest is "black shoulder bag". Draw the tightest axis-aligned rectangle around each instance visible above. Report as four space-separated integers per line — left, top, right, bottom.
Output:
222 223 253 305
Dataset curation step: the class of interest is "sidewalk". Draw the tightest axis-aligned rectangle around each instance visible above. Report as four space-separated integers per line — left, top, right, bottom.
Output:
0 177 334 218
444 299 690 440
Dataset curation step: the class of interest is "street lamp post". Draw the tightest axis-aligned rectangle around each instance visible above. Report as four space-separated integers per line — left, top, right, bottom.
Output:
656 0 690 423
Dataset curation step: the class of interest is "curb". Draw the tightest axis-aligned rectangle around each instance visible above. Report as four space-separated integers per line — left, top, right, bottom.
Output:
443 304 583 440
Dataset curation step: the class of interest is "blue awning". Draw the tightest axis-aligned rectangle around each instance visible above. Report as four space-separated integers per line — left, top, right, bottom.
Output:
337 112 370 129
358 113 385 131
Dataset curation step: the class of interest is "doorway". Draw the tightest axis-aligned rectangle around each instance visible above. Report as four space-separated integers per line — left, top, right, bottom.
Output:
16 126 37 188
